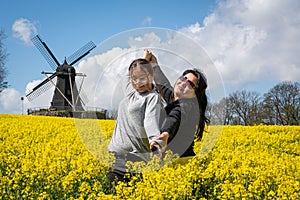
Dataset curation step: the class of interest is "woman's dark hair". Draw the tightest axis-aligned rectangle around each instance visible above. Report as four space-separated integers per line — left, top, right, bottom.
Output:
128 58 153 76
182 68 209 141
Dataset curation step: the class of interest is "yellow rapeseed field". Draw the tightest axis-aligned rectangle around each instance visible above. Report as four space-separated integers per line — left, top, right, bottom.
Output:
0 114 299 199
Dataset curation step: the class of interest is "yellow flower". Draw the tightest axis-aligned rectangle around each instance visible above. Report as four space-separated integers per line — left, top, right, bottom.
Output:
1 114 299 199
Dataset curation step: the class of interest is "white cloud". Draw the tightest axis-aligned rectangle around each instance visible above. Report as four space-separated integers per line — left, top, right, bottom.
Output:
179 0 300 92
12 18 38 45
76 47 133 110
0 88 22 113
142 17 152 26
128 32 161 47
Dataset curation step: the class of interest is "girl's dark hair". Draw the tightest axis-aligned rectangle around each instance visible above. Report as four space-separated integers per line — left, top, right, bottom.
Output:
128 58 153 76
182 68 209 141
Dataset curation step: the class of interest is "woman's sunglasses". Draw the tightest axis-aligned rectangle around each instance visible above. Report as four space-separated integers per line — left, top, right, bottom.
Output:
178 75 197 90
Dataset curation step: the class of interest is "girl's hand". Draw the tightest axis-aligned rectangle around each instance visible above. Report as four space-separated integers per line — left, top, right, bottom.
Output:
143 49 152 61
150 132 169 152
144 49 158 67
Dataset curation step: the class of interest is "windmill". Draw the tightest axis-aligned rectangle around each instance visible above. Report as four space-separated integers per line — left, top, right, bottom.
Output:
26 35 96 117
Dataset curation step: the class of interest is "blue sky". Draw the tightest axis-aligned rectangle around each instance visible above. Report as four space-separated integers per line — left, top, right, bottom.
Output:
0 0 299 114
1 0 215 91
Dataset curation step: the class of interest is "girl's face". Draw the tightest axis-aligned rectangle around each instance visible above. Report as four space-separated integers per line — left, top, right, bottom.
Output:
174 72 198 100
130 66 153 93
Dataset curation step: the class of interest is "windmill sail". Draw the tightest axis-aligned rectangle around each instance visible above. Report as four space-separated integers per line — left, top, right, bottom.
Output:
67 41 96 65
26 73 57 101
31 35 60 71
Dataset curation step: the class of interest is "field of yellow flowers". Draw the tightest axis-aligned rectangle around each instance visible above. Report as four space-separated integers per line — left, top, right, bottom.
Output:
0 114 299 199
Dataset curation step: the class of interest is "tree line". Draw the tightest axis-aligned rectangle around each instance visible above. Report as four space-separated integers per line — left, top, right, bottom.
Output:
208 81 300 125
0 29 8 93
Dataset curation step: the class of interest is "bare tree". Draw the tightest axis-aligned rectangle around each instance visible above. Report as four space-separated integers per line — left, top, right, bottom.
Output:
209 97 232 125
263 81 300 125
0 29 8 93
228 90 263 125
209 82 300 125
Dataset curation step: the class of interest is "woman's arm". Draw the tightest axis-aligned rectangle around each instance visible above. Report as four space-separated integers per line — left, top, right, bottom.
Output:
149 101 181 152
153 67 174 104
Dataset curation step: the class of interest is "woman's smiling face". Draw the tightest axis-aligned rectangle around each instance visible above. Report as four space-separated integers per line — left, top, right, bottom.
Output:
174 72 198 100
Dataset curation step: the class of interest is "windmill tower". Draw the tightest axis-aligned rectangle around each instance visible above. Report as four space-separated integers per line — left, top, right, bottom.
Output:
26 35 96 117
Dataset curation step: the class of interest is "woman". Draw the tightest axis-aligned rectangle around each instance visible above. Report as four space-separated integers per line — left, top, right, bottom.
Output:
144 49 209 157
108 58 164 186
